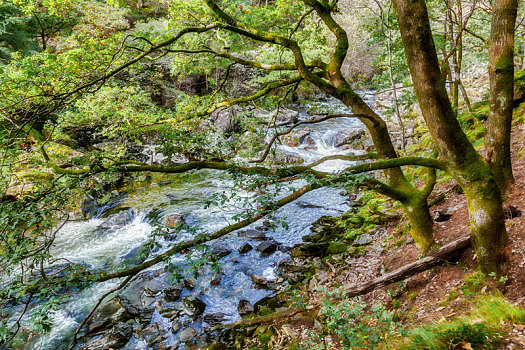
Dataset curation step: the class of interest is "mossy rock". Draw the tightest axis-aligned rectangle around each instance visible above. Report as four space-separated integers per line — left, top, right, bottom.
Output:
327 242 348 254
291 243 329 257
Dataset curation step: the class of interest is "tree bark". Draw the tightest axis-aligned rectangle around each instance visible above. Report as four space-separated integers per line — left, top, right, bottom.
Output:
392 0 507 273
485 0 518 194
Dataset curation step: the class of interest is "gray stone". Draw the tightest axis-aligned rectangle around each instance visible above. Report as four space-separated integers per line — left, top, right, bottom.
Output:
203 312 227 325
164 284 183 302
210 107 241 134
239 243 253 254
238 229 266 240
179 327 198 342
87 297 132 334
256 241 277 255
238 299 254 316
119 274 151 315
171 318 182 333
250 274 268 287
80 322 133 350
354 234 372 246
138 307 155 324
334 128 366 147
211 271 223 285
275 109 299 126
81 195 98 219
138 322 166 346
145 278 165 296
182 296 206 316
281 128 312 147
211 245 231 259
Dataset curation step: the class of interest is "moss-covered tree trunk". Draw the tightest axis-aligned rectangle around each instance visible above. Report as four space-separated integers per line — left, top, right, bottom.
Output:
392 0 507 273
485 0 518 194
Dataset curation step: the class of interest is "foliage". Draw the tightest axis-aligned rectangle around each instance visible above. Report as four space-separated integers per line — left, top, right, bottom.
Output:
302 288 403 350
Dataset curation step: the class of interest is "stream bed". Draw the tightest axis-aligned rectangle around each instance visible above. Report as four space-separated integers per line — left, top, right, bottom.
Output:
28 96 375 349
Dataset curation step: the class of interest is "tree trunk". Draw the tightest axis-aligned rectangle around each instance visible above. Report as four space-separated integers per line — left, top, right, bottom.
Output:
402 194 435 253
485 0 518 194
392 0 507 274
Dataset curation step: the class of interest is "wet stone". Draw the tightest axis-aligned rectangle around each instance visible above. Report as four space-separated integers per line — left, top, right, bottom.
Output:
164 284 183 302
211 245 231 259
138 307 155 325
203 312 227 325
250 274 268 287
239 243 253 254
256 241 277 255
183 277 196 290
182 296 207 316
238 229 267 240
179 327 198 343
211 271 223 285
138 321 166 346
238 299 254 316
145 278 165 296
165 213 186 228
87 297 132 334
171 318 182 333
80 322 133 350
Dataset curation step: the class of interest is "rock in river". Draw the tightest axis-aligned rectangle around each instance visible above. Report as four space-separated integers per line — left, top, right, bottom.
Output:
256 241 277 255
182 296 206 316
238 299 254 316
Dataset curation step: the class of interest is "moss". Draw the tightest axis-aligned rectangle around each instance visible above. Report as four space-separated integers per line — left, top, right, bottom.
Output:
327 241 348 254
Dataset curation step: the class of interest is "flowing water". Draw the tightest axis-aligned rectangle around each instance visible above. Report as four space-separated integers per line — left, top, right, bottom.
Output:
26 95 375 349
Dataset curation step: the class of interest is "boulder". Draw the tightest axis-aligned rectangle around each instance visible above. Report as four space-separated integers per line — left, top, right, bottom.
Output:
179 327 198 343
119 274 151 315
145 278 165 296
164 284 183 302
271 152 305 165
238 299 254 316
171 318 182 333
334 128 366 147
81 195 98 219
239 243 253 254
210 107 241 134
203 312 227 325
238 229 266 240
211 245 231 259
80 322 133 350
182 296 207 316
275 108 300 125
100 210 134 230
165 213 186 228
256 241 277 255
87 297 132 334
137 322 166 346
281 128 312 147
354 234 372 246
250 274 268 287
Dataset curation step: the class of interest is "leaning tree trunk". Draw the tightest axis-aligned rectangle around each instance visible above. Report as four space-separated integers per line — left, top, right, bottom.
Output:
485 0 518 194
392 0 507 274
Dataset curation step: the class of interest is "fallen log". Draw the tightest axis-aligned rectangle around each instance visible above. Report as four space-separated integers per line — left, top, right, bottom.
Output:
344 235 472 296
217 235 472 330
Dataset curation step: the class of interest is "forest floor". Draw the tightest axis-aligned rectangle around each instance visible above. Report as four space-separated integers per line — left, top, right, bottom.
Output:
252 121 525 349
